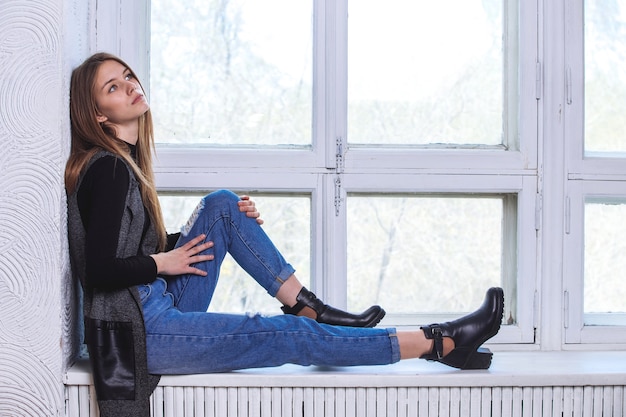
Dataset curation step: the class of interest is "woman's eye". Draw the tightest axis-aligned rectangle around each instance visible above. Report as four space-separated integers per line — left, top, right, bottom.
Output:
125 73 134 81
108 85 117 93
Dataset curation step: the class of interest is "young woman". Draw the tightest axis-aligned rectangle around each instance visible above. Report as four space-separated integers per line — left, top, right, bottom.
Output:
66 52 504 417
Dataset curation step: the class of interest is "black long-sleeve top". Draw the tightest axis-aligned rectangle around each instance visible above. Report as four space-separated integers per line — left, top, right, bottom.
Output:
76 148 179 290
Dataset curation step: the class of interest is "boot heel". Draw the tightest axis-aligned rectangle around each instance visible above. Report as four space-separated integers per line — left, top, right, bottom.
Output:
420 287 503 370
441 347 493 370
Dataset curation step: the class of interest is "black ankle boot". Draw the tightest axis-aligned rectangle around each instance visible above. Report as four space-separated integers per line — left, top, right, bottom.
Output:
420 287 504 370
281 287 386 328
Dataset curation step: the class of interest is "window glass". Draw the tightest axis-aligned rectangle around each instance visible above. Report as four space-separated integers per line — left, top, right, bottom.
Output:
584 0 626 154
159 194 311 313
584 199 626 322
150 0 313 146
346 195 503 314
347 0 507 147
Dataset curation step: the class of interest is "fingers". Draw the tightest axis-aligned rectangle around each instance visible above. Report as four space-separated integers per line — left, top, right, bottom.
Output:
244 209 263 225
183 235 213 276
181 234 212 251
181 233 206 248
188 247 213 276
238 196 255 211
189 251 214 263
244 210 260 218
181 234 214 261
188 265 209 276
238 195 263 224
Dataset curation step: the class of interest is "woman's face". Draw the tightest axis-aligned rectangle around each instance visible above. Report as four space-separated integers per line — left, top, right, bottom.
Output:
93 59 149 135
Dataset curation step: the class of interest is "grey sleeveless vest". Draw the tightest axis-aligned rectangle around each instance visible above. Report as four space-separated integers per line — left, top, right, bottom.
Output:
67 151 161 417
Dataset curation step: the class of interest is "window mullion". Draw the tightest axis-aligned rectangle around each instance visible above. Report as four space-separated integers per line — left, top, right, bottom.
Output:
315 0 349 306
318 173 348 308
322 0 348 170
539 0 569 351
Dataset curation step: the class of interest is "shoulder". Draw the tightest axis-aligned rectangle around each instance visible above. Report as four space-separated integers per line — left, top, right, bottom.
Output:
80 152 135 195
83 152 134 184
89 151 130 172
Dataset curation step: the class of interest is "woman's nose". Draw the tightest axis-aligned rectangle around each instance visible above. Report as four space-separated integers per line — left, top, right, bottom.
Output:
126 81 140 94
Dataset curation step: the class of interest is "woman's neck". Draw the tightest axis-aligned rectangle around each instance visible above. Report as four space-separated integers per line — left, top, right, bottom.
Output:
112 122 139 145
118 132 139 146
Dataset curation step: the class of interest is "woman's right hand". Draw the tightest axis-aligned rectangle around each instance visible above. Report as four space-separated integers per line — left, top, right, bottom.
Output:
150 234 214 276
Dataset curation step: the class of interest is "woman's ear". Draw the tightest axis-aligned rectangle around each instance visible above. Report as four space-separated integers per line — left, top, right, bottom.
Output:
95 112 108 124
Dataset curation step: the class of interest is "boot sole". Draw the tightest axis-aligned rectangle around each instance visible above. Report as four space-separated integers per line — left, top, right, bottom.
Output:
441 346 493 369
363 308 386 328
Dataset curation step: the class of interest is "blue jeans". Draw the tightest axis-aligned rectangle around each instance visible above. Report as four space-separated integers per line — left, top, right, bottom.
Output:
138 190 400 374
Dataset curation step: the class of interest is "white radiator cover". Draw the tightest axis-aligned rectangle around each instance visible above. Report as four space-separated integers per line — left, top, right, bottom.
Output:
66 384 626 417
65 352 626 417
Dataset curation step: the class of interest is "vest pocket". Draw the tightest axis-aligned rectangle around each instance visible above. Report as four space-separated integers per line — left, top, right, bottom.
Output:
85 318 136 400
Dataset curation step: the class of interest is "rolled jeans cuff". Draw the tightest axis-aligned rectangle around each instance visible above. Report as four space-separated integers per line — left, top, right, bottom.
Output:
387 329 402 363
267 264 297 297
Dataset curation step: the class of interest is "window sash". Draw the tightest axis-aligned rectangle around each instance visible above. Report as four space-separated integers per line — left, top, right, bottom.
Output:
561 0 626 344
564 181 626 344
335 173 536 343
565 0 626 176
147 0 538 172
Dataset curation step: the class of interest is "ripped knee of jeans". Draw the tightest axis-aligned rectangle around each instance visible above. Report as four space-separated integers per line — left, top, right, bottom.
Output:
180 198 205 237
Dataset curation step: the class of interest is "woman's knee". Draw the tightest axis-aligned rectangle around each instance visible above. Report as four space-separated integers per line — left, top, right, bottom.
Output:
182 190 240 237
203 189 240 208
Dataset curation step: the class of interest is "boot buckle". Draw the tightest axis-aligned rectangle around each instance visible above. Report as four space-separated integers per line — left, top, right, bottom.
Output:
432 327 444 359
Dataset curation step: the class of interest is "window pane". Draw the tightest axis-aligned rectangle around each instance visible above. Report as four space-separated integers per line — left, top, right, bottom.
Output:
159 194 311 313
347 195 503 315
584 0 626 154
150 0 313 146
347 1 507 146
584 199 626 322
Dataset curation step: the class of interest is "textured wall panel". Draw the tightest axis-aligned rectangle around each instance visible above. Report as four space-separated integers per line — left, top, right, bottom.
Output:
0 0 69 415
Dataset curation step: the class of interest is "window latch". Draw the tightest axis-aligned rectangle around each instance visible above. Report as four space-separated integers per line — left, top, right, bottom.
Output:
336 136 345 173
334 176 343 216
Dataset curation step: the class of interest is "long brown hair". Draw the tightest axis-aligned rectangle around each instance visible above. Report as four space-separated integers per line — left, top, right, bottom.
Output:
66 52 166 250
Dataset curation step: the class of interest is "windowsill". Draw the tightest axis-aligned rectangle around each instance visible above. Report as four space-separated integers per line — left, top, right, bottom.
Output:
64 351 626 388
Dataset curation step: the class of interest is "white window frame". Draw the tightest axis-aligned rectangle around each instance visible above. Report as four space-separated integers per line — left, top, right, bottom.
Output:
336 173 537 344
564 181 626 345
95 0 540 346
564 0 626 177
562 0 626 346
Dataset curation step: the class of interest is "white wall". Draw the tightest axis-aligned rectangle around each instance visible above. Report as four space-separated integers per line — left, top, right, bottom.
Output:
0 0 88 415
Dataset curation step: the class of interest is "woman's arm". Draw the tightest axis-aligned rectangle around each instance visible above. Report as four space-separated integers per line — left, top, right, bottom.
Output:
78 156 157 290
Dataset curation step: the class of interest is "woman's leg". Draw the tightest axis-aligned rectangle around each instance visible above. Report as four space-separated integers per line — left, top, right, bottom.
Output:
166 190 297 313
141 279 402 374
140 280 502 373
165 190 384 327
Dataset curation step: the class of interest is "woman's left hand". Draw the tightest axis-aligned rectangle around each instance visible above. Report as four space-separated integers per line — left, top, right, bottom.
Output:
238 195 264 225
